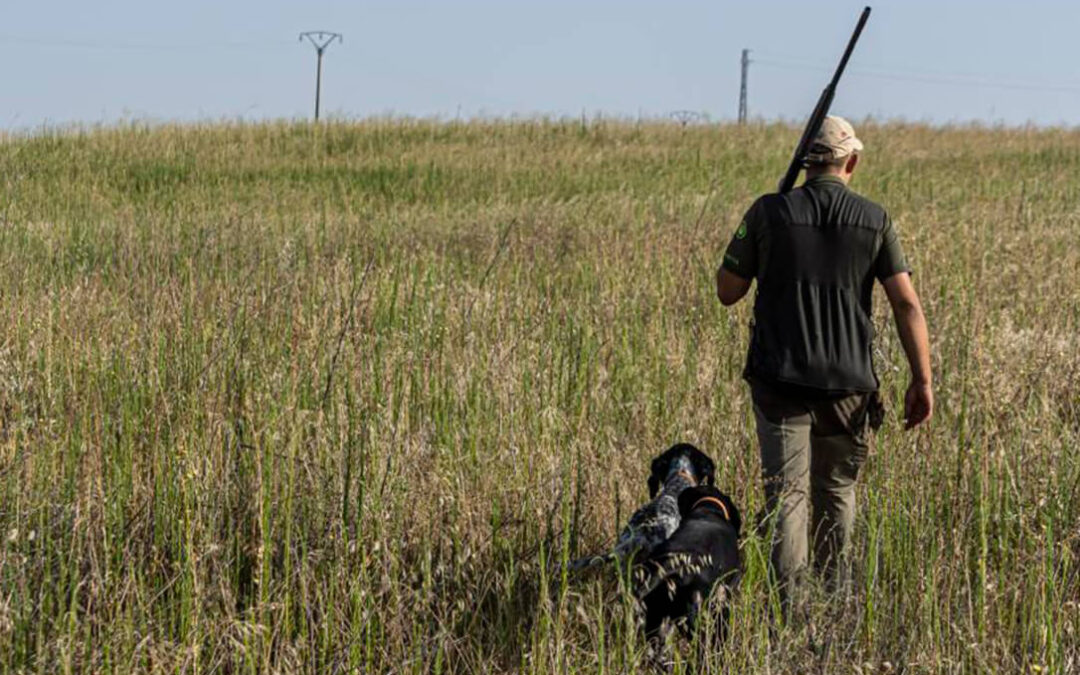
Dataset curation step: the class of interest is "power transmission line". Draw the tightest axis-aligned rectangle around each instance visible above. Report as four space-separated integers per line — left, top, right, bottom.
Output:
0 33 291 52
298 31 343 121
753 56 1080 95
755 50 1044 82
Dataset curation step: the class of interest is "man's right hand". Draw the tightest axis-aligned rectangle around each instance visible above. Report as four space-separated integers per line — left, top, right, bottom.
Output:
904 381 933 430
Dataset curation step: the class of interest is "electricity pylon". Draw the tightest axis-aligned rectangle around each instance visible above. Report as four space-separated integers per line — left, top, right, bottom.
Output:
299 31 343 121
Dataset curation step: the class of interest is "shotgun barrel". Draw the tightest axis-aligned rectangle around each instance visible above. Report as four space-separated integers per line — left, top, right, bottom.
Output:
777 6 872 193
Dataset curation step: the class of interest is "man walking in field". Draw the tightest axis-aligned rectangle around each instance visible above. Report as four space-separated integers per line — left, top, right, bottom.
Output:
716 116 933 614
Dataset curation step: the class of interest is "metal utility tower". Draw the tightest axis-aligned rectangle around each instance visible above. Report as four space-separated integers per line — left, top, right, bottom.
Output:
738 49 750 124
670 110 703 127
299 31 343 121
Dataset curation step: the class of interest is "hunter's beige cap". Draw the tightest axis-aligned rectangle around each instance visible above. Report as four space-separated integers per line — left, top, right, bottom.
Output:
807 115 864 162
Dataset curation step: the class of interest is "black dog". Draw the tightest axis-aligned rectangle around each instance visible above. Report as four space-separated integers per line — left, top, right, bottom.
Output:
569 443 716 572
634 485 742 649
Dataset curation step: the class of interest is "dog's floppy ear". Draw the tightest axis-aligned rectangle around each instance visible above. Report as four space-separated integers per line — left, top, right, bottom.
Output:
648 454 669 498
691 448 716 487
647 474 661 499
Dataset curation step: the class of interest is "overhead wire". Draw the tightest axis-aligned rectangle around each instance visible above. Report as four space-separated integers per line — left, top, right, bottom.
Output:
4 32 1078 94
0 33 293 53
752 53 1080 95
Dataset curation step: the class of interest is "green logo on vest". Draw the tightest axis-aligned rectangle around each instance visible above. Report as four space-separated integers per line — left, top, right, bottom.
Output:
736 221 748 240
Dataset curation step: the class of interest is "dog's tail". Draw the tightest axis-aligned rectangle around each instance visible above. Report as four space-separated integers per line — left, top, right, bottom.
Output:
566 552 616 574
568 537 653 575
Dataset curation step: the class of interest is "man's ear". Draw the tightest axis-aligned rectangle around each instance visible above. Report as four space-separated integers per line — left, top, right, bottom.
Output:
845 152 859 176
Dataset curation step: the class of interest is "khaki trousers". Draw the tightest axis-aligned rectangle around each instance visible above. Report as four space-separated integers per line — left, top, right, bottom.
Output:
751 383 871 609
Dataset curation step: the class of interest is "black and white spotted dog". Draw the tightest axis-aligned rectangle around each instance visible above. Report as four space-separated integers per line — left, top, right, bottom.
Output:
569 443 716 572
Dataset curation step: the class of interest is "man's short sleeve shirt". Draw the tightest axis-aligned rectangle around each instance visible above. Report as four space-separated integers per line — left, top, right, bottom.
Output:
722 198 764 280
873 216 909 281
721 175 910 394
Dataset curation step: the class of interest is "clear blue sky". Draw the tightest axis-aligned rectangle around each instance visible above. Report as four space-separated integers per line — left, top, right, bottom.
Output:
5 0 1080 130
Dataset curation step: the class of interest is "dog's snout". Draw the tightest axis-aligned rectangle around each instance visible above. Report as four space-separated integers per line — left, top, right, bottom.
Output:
668 455 696 481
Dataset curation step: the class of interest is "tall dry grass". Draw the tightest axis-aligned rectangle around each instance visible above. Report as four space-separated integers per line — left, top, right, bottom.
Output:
0 118 1076 673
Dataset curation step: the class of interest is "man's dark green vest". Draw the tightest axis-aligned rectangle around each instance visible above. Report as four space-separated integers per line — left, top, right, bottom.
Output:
729 175 907 394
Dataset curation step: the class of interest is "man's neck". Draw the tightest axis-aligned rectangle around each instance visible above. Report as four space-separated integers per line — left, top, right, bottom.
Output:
805 168 850 185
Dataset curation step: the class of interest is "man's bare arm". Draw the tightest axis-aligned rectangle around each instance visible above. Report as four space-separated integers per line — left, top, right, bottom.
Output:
881 272 933 429
716 268 752 306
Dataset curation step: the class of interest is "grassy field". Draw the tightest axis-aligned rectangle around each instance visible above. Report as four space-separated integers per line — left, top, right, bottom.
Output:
0 118 1076 674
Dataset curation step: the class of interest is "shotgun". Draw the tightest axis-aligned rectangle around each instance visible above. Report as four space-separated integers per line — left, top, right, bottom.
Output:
777 6 872 193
